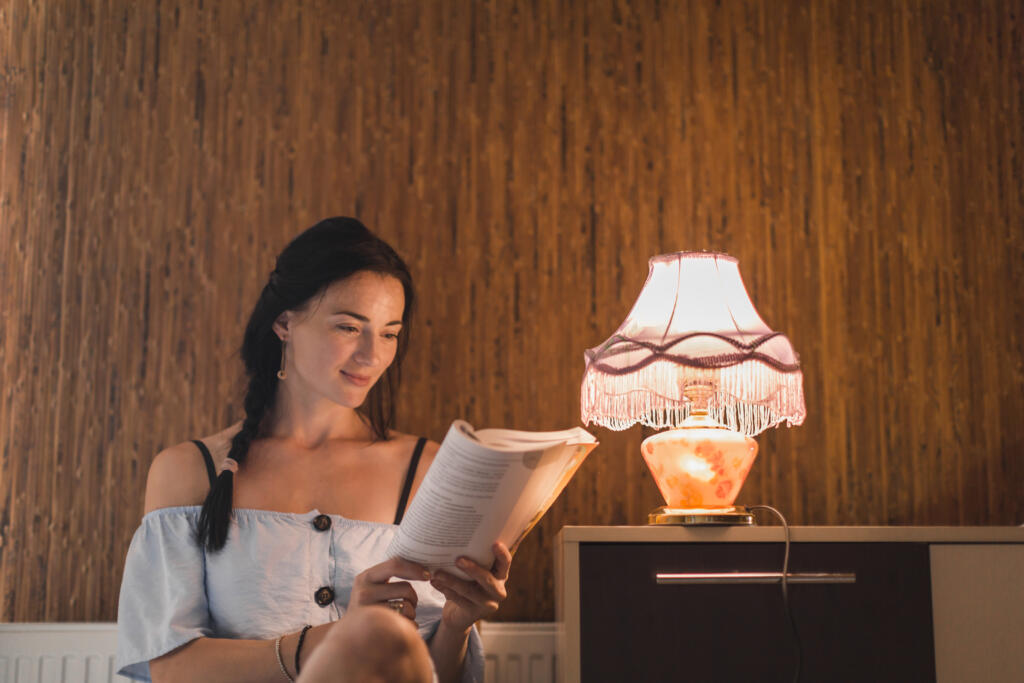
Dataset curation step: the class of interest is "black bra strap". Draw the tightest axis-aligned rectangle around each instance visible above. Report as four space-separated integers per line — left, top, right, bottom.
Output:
394 437 427 525
193 440 217 489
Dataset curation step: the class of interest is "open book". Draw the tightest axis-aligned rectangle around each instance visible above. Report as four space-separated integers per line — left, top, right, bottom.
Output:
385 420 598 579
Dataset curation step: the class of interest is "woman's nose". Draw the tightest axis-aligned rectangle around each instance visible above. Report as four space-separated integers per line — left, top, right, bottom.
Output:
353 333 379 366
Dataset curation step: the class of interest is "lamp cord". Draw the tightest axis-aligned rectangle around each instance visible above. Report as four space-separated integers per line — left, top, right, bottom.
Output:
748 505 801 683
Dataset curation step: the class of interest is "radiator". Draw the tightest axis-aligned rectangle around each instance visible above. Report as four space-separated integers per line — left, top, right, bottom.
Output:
479 622 557 683
0 624 124 683
0 622 556 683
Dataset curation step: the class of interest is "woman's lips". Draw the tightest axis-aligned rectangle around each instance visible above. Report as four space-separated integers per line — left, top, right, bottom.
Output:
341 370 371 387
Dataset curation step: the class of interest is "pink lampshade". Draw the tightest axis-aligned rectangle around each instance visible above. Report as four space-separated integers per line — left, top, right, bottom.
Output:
581 252 806 436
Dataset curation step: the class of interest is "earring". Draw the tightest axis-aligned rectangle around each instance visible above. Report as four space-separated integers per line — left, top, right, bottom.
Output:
277 340 287 380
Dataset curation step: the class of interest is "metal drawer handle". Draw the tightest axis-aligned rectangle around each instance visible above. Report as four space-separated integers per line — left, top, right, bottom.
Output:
656 571 856 585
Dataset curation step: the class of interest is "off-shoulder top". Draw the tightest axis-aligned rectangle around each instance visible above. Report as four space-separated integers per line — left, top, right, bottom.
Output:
115 442 483 682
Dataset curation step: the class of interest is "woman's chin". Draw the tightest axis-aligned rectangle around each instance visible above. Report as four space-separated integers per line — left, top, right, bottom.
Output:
333 384 374 408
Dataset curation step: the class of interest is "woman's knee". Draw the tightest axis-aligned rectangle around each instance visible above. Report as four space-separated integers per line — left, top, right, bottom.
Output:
340 606 424 649
300 607 432 683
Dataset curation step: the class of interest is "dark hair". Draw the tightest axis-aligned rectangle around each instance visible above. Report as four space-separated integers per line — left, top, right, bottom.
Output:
196 217 415 552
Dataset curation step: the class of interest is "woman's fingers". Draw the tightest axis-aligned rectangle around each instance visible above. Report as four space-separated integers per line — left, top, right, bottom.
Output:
351 557 430 608
431 570 503 609
431 546 512 630
451 556 508 600
432 583 481 613
352 579 419 607
386 598 416 620
490 542 512 581
360 556 431 584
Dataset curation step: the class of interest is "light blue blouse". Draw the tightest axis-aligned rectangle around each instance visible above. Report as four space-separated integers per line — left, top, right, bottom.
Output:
116 506 483 681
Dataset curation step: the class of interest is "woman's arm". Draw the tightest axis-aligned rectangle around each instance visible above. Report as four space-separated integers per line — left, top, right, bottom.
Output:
427 622 472 683
148 554 433 682
143 432 322 683
149 626 330 683
427 543 513 683
392 435 472 679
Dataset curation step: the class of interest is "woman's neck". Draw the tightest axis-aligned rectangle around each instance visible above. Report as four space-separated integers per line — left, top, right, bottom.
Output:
264 390 371 448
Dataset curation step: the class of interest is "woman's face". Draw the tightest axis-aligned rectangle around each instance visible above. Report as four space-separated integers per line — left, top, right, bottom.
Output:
275 271 406 409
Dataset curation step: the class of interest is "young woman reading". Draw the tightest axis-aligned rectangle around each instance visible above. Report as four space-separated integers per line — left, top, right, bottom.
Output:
116 218 509 682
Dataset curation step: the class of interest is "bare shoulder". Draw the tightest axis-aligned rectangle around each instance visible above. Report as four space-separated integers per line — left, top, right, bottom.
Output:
416 438 441 471
387 431 440 466
143 423 242 514
388 431 441 502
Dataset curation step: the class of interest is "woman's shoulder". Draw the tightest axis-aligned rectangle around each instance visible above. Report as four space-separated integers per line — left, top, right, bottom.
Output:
143 423 242 514
387 430 441 498
387 430 440 460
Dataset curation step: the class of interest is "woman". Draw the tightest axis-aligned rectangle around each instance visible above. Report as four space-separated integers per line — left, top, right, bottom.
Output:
116 217 508 682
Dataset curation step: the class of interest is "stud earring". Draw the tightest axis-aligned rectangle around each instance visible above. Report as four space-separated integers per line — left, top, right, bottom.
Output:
277 340 287 380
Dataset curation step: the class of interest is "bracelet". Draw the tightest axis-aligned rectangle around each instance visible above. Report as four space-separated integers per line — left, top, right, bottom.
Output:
274 635 295 682
294 624 312 674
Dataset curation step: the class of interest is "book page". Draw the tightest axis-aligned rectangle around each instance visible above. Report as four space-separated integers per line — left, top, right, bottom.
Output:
385 421 597 578
497 441 593 553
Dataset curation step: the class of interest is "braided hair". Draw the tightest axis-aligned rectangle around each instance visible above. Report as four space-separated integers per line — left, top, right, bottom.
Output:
196 217 415 552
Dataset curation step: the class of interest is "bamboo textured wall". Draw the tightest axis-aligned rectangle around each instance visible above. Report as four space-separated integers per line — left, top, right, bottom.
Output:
1 0 1022 624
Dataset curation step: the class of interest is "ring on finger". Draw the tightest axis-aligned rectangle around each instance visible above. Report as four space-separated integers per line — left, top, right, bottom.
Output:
386 598 405 613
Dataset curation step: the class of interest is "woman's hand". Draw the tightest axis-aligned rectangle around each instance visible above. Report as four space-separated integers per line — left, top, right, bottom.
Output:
430 542 512 633
349 557 431 621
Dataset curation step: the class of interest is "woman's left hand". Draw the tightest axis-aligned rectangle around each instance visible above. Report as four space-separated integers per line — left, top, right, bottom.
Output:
430 542 512 633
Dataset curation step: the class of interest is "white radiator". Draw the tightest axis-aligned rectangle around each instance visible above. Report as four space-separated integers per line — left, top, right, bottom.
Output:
479 622 557 683
0 624 125 683
0 622 556 683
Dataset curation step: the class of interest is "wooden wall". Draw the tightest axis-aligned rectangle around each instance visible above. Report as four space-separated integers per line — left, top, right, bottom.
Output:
1 0 1021 623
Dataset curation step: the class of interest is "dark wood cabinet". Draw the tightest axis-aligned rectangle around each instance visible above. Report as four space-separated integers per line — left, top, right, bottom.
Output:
555 526 1024 682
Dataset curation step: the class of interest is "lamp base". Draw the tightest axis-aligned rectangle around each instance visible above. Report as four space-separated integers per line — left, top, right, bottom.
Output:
647 506 755 526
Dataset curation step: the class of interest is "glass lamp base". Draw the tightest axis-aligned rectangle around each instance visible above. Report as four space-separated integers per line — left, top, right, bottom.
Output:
647 505 755 526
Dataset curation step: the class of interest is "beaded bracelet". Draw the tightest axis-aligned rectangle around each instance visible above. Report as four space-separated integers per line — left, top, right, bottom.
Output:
295 624 313 675
275 635 295 682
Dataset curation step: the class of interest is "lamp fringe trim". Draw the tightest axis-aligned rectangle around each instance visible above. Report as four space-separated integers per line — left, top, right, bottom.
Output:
581 359 806 436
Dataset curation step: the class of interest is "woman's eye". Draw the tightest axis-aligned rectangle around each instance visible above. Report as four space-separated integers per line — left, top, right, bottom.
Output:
337 325 359 334
383 332 400 341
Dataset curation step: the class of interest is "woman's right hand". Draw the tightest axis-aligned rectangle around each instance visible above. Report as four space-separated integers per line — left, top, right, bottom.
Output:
349 557 431 620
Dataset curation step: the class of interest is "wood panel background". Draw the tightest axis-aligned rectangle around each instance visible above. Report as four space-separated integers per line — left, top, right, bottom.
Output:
1 0 1022 624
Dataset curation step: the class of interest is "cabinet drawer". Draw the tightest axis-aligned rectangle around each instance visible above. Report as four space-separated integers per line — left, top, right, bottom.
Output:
579 542 934 682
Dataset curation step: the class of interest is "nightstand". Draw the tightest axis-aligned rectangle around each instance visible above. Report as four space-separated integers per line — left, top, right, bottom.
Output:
555 526 1024 682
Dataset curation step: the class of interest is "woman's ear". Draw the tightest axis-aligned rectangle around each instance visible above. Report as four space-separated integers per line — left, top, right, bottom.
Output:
272 311 292 340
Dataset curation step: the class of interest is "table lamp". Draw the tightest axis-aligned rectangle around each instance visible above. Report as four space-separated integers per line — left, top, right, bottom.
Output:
581 252 805 524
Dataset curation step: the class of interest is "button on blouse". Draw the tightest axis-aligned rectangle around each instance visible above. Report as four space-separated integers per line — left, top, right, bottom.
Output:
315 586 335 606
